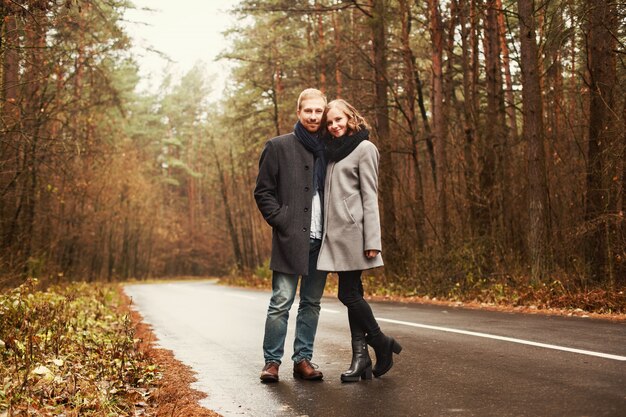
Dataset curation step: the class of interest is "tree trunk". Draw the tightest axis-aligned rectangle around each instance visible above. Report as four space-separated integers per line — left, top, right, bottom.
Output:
616 100 626 284
212 143 243 272
491 0 514 253
427 0 450 247
458 0 479 239
477 0 500 244
1 14 21 255
399 0 425 251
470 0 481 125
370 0 398 270
518 0 551 281
584 0 617 283
316 3 326 91
415 63 436 185
272 52 282 136
332 10 343 97
496 0 518 142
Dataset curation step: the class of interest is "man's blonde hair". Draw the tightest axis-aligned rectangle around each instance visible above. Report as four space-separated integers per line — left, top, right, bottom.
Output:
297 88 327 111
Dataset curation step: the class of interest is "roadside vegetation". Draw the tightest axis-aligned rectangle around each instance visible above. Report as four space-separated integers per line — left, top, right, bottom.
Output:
0 279 157 416
223 262 626 316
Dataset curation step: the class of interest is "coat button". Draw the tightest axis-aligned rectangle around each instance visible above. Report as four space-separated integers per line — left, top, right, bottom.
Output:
304 207 309 212
302 227 307 232
304 165 310 170
304 186 309 192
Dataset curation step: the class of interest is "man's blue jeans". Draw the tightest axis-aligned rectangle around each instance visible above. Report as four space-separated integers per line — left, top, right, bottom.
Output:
263 238 328 364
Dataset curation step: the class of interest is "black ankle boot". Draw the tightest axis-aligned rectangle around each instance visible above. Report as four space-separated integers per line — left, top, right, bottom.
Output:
367 333 402 377
341 336 373 382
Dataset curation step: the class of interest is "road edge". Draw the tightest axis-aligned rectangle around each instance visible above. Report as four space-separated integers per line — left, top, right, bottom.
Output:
119 286 223 417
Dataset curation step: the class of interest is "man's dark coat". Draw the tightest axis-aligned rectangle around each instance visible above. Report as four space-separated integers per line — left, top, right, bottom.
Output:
254 133 315 276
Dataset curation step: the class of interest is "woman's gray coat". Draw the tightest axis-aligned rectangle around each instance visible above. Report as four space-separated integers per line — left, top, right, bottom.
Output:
317 140 384 272
254 133 316 276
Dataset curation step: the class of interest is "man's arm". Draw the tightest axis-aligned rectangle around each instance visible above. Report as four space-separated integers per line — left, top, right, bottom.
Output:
254 140 287 230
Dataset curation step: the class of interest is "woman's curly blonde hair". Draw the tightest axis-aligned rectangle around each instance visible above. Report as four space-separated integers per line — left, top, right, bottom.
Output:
325 99 371 133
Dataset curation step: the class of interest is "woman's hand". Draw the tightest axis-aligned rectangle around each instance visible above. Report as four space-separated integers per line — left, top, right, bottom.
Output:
364 250 380 259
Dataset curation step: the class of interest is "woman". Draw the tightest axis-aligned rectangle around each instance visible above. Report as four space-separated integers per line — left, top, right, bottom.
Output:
317 99 402 382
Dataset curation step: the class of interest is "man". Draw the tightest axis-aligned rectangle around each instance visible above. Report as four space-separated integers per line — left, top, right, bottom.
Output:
254 88 329 382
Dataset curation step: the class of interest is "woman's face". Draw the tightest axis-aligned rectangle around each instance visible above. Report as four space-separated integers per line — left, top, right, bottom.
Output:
326 107 349 138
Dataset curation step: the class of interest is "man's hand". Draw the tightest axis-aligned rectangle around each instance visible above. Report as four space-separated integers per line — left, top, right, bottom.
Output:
364 250 380 259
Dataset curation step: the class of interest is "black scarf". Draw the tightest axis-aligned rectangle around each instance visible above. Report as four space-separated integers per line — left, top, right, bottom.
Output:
325 128 370 162
294 121 326 193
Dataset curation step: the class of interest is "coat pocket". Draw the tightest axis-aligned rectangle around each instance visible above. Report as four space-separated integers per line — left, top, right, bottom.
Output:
342 193 363 230
272 204 289 232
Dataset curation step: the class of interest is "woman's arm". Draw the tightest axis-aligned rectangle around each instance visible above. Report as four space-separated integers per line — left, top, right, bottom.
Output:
359 142 382 253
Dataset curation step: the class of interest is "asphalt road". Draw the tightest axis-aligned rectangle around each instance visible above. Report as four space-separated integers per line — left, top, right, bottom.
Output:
124 280 626 417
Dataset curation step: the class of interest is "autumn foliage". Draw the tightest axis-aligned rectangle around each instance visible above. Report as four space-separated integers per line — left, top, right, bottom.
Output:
1 1 625 311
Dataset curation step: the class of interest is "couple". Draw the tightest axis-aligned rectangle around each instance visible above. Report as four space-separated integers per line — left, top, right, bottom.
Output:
254 88 402 383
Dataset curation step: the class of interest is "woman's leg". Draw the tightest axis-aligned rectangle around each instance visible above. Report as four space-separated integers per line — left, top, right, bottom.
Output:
337 270 380 337
337 270 373 381
337 270 402 378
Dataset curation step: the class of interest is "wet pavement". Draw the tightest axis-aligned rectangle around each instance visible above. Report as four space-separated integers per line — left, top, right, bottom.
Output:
124 280 626 417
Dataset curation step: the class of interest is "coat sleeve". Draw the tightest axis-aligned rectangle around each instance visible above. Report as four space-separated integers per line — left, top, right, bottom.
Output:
359 143 382 252
254 141 288 231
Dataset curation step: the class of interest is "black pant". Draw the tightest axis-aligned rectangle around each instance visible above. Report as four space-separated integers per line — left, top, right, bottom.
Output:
337 270 381 338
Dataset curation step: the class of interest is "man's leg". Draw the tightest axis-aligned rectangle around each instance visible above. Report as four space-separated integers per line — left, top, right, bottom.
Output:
292 238 328 363
263 270 298 364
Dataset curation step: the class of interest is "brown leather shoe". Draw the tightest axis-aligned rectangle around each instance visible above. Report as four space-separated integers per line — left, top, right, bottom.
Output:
260 362 279 382
293 359 323 380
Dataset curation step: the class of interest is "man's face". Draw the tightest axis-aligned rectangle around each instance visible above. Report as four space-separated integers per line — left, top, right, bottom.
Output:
297 97 326 133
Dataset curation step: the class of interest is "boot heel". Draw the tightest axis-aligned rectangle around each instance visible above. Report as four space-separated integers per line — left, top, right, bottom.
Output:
392 339 402 354
362 365 373 380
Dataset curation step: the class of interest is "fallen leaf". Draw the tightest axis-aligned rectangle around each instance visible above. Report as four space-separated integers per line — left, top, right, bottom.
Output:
33 365 52 376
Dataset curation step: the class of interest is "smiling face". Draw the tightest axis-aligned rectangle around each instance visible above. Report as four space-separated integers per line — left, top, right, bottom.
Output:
297 97 326 133
326 107 349 138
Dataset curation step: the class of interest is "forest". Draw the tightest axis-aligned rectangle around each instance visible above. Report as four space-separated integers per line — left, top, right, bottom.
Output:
1 0 625 310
